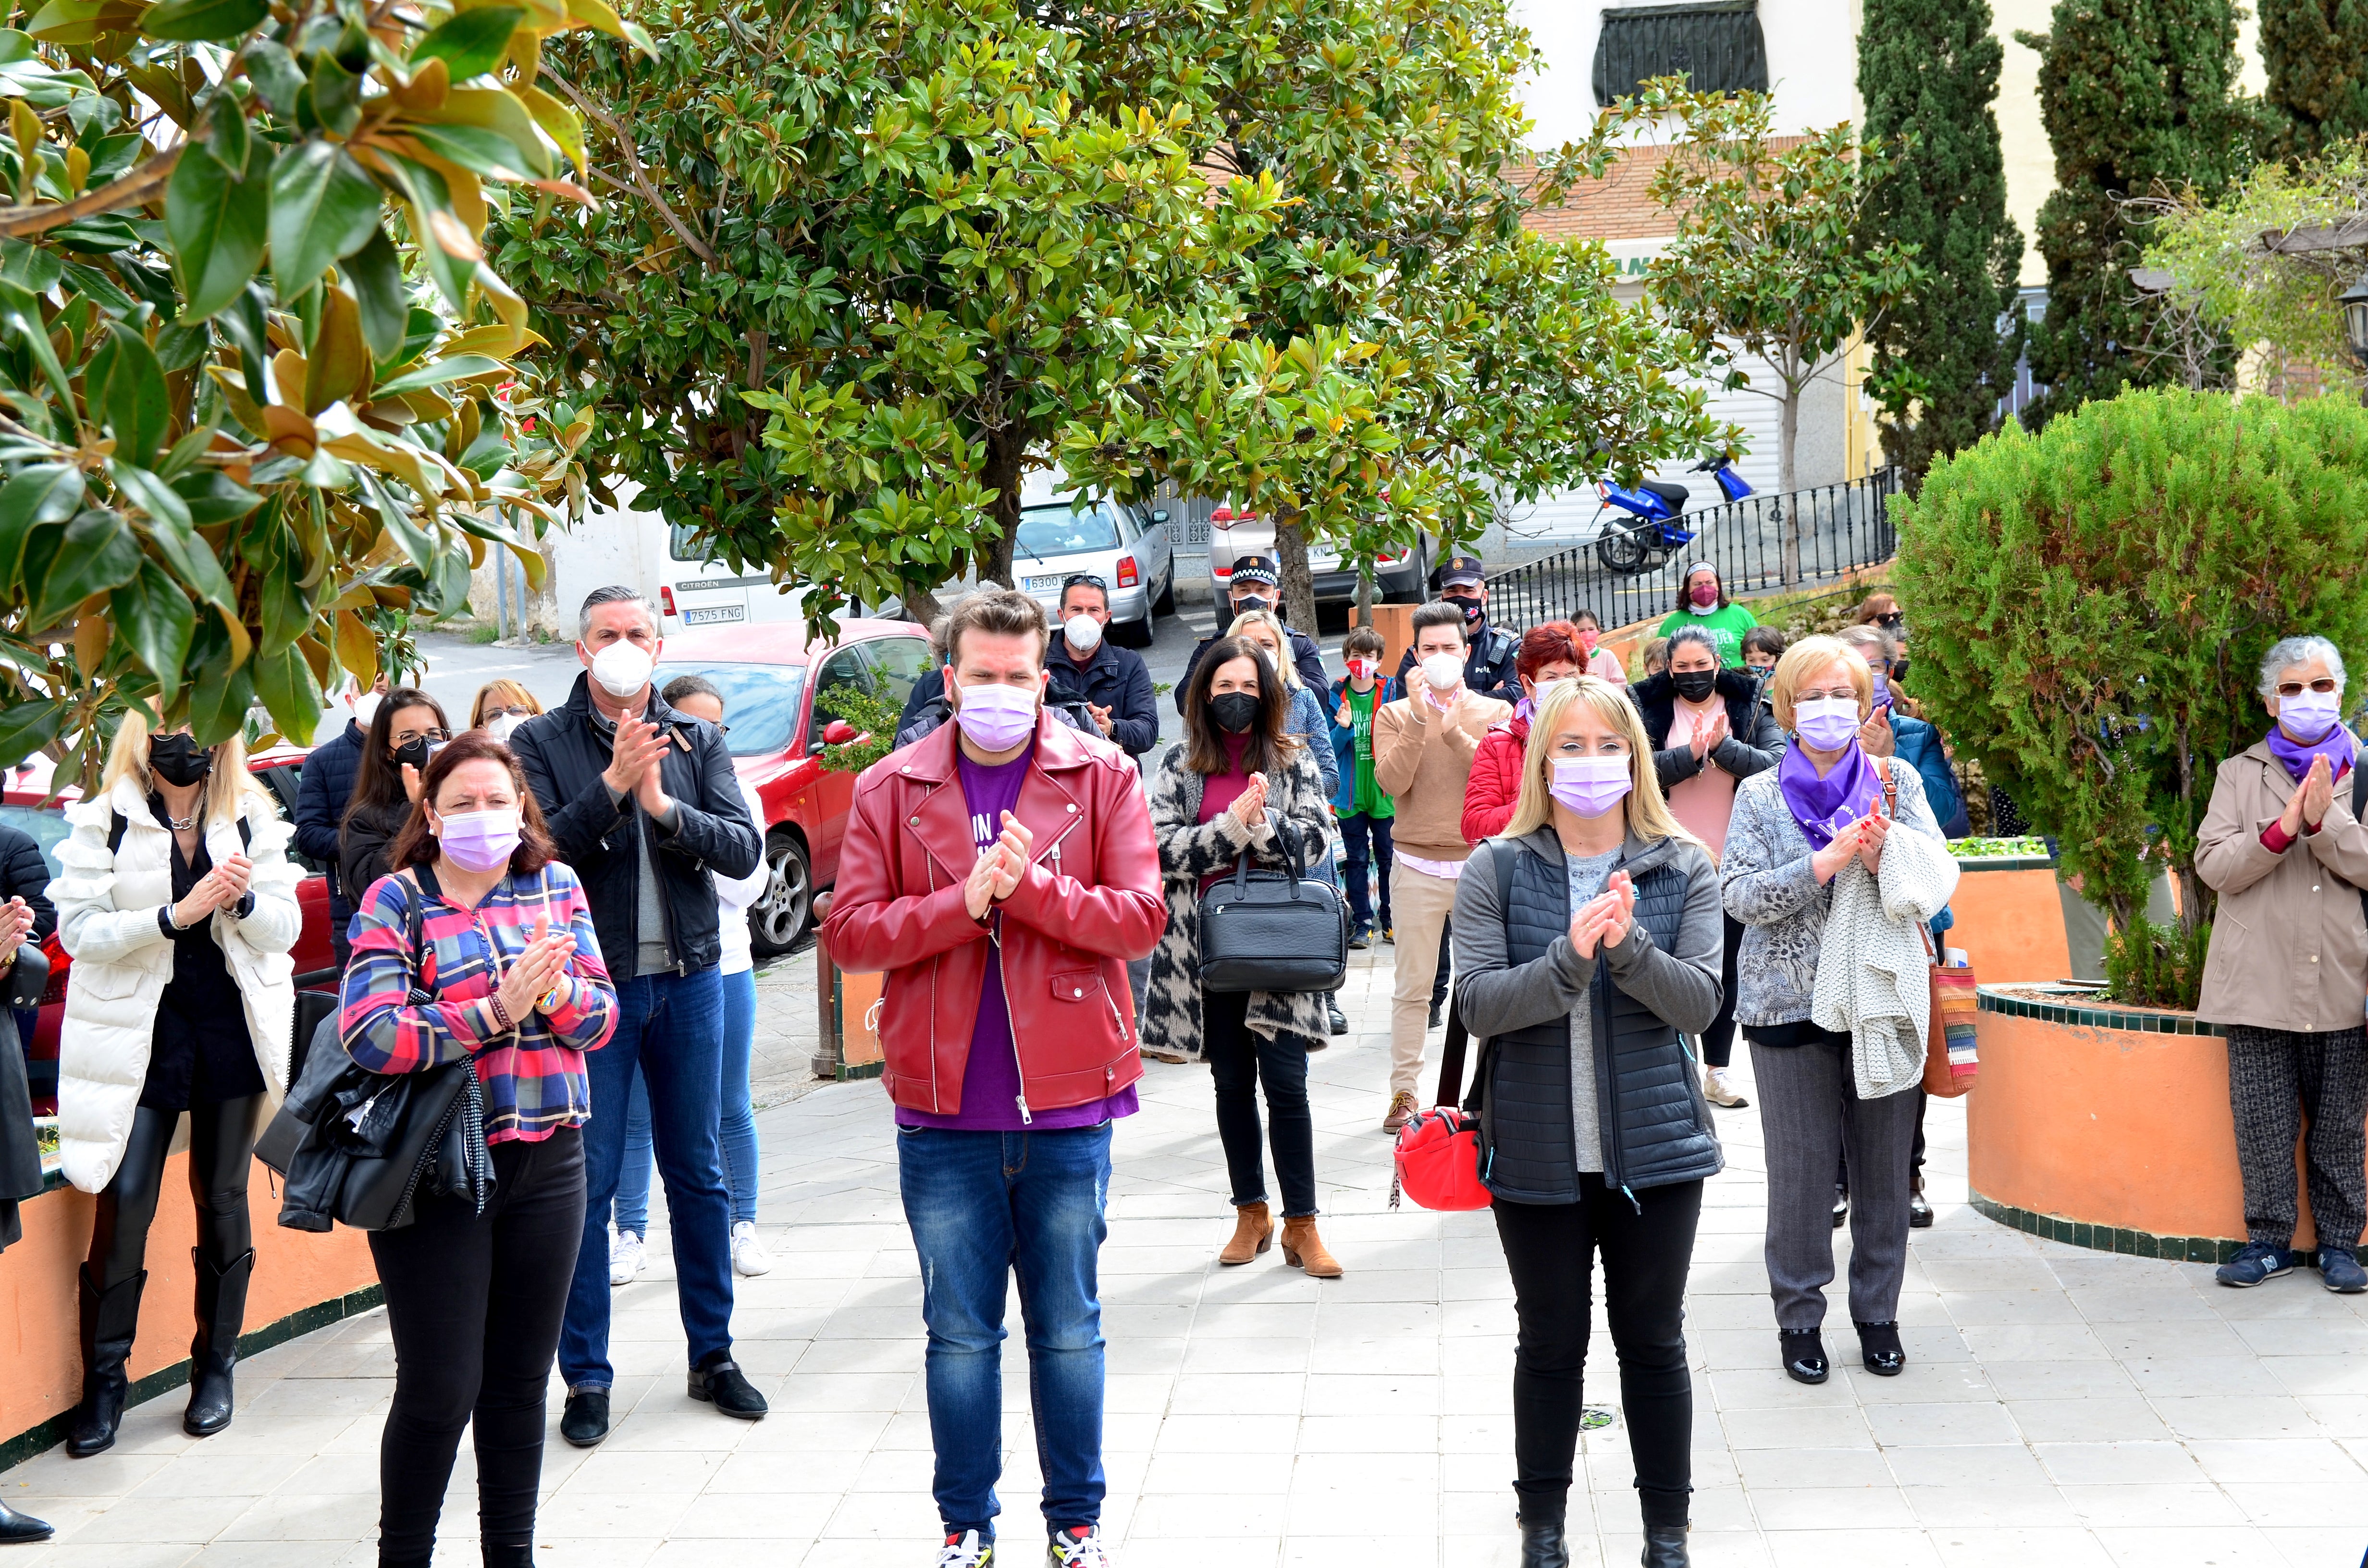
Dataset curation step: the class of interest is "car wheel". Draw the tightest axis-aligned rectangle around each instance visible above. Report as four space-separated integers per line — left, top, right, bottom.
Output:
1153 564 1176 616
1110 611 1155 648
749 831 813 957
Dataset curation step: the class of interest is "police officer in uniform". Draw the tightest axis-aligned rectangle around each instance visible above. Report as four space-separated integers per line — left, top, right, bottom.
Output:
1176 555 1328 710
1394 554 1520 704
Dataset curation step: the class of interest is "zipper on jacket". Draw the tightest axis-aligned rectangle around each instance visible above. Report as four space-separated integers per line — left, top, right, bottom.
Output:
1595 923 1626 1195
989 916 1032 1124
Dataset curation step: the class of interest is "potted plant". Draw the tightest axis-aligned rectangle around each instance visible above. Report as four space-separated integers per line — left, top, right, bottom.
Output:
1892 387 2368 1257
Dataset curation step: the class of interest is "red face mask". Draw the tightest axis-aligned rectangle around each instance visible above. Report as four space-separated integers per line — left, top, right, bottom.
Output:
1690 582 1719 609
1345 656 1379 680
1577 628 1601 653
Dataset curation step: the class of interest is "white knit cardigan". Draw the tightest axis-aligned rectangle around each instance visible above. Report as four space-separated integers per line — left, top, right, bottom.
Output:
1808 795 1960 1099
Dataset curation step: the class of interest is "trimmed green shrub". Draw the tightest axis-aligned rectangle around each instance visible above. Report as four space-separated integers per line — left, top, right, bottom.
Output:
1893 387 2368 1006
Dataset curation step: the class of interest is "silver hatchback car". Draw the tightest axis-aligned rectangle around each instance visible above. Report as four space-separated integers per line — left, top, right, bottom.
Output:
1008 498 1177 646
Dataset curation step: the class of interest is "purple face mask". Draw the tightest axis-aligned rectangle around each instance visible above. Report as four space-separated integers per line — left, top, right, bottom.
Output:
1550 756 1633 818
952 678 1038 751
437 808 521 873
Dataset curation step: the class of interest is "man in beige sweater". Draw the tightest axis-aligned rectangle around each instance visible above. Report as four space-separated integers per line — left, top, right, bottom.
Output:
1372 599 1513 1130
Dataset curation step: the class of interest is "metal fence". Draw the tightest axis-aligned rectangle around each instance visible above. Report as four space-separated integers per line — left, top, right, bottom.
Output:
1483 468 1902 632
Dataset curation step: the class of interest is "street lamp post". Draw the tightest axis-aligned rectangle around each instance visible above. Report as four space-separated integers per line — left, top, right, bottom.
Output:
2341 270 2368 402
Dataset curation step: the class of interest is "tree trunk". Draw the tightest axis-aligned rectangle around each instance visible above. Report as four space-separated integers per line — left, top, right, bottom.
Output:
977 425 1030 594
1273 517 1318 635
1355 554 1376 626
1778 383 1802 585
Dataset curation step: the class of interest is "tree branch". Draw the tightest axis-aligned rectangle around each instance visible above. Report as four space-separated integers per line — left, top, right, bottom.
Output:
0 145 180 238
541 72 720 266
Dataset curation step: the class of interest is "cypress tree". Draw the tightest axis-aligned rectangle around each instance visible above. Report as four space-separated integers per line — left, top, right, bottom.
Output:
2260 0 2368 155
2017 0 2255 428
1856 0 2024 478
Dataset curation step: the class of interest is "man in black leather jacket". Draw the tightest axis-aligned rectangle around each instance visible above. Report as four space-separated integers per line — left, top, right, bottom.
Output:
511 586 767 1447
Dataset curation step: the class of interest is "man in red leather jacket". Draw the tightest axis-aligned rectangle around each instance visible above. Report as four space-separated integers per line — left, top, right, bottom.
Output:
821 588 1163 1568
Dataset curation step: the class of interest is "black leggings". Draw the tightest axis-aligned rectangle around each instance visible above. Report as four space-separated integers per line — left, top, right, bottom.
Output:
1701 915 1746 1070
88 1096 263 1288
1493 1177 1702 1529
1203 988 1317 1217
370 1128 586 1568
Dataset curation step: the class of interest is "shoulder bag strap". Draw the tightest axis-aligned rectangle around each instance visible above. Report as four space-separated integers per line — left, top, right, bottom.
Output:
1434 841 1516 1109
1875 753 1897 817
2353 764 2368 929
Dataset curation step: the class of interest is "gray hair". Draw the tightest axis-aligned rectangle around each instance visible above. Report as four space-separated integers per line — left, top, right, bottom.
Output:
2258 635 2347 698
1665 625 1724 664
1837 623 1896 662
579 585 657 639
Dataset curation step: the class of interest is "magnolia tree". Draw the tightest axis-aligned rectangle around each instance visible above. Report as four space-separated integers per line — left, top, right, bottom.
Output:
0 0 612 777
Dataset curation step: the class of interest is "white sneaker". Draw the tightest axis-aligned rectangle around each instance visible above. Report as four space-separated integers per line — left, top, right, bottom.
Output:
1703 1067 1750 1109
936 1529 994 1566
1046 1526 1109 1567
730 1220 773 1276
609 1228 645 1286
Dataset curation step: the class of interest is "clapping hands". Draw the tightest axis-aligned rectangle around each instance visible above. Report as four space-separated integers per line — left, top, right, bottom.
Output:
2285 753 2337 834
1567 870 1636 958
964 812 1036 919
1230 772 1270 828
494 913 577 1024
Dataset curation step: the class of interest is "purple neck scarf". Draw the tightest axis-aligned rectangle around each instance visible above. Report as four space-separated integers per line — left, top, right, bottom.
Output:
1778 739 1884 850
2265 721 2359 783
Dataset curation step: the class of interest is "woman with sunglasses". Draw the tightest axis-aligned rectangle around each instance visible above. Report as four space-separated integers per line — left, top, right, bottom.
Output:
471 679 544 744
2195 635 2368 1293
1854 593 1910 685
341 688 452 905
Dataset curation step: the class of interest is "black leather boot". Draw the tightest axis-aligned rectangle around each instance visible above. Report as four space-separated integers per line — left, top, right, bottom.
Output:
1517 1515 1569 1568
1641 1523 1690 1566
67 1265 146 1457
185 1247 255 1436
481 1543 534 1567
1855 1319 1906 1376
0 1500 53 1542
1779 1328 1828 1385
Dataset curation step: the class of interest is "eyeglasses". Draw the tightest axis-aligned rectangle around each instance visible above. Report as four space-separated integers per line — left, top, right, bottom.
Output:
1063 574 1109 591
1874 612 1904 628
481 705 533 720
2277 678 2340 696
393 727 448 745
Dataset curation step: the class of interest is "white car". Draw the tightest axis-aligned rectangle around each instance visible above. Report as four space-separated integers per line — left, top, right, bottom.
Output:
1206 504 1433 605
1007 498 1176 647
658 520 901 634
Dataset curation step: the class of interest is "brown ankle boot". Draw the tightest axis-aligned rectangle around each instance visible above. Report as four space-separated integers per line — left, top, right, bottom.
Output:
1280 1217 1343 1278
1219 1202 1273 1265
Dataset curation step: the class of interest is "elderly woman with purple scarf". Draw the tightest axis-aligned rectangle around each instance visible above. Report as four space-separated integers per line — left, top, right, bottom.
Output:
1719 634 1947 1387
2195 634 2368 1294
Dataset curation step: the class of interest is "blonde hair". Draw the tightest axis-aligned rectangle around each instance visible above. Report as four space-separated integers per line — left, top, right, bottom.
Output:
470 678 543 729
100 710 263 829
1226 609 1301 689
1502 675 1692 845
1768 634 1873 730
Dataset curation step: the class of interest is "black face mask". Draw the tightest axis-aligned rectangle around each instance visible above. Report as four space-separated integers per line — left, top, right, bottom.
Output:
392 736 433 772
1233 593 1273 616
1209 692 1260 735
148 733 213 787
1892 657 1911 685
1672 670 1718 704
1452 596 1484 627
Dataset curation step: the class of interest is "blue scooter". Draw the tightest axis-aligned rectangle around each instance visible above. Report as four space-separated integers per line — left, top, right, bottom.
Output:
1591 457 1753 574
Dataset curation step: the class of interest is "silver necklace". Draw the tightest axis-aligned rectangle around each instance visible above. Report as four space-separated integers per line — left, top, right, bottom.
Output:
164 790 205 833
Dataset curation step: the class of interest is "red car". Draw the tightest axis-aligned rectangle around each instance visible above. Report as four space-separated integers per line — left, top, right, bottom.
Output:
655 617 935 955
3 746 338 1115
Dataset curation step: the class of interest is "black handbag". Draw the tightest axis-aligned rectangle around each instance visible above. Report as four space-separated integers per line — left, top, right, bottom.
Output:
1196 815 1350 994
255 866 494 1232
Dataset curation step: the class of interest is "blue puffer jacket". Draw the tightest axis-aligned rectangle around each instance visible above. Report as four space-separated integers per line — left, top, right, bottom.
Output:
1326 675 1404 815
1889 711 1969 838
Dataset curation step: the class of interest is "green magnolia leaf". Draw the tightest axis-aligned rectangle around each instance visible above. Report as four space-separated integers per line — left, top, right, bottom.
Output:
371 353 508 398
404 122 530 180
29 506 141 626
345 226 407 361
98 322 170 468
165 137 268 320
249 643 321 744
142 0 266 41
186 625 256 743
411 7 523 79
259 534 308 656
157 421 218 479
205 92 249 176
171 468 264 524
0 700 62 769
109 558 196 699
270 141 381 298
0 237 61 294
0 463 84 580
112 460 233 610
0 279 77 423
244 40 304 117
306 53 362 138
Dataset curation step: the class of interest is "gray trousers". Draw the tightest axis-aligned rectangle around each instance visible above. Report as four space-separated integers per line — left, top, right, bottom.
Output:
2226 1025 2368 1252
1750 1036 1920 1331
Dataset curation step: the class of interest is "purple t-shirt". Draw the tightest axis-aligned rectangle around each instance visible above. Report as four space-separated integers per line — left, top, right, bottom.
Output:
896 742 1140 1132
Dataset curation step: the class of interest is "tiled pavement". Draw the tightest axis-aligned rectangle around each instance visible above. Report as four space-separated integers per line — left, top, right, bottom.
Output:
8 942 2368 1567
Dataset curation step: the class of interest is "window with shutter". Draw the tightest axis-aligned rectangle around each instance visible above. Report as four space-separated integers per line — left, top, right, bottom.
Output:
1591 0 1770 105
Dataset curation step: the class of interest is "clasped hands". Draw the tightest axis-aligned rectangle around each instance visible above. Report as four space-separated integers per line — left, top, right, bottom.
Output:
1567 870 1637 958
493 914 578 1025
2281 753 2338 837
964 811 1035 921
602 711 675 818
173 852 253 929
0 895 35 965
1810 813 1891 884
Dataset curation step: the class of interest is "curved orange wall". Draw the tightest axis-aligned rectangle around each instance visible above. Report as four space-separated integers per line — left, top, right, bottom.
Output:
1948 867 2073 984
0 1155 377 1459
1969 1007 2350 1250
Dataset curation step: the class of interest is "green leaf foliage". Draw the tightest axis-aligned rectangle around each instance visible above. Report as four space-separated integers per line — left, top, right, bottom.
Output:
2260 0 2368 156
1893 388 2368 1004
413 7 525 79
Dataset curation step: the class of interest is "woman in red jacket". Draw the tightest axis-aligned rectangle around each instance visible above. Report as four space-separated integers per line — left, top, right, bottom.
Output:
1463 622 1591 845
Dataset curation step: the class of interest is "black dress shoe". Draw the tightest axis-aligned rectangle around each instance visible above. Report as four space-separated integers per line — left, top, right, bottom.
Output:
1908 1176 1934 1228
689 1356 768 1419
0 1501 52 1543
1328 1002 1348 1036
1641 1523 1690 1567
1779 1328 1828 1384
1517 1516 1569 1568
560 1386 609 1447
1428 1003 1443 1030
1855 1320 1906 1376
1831 1187 1849 1229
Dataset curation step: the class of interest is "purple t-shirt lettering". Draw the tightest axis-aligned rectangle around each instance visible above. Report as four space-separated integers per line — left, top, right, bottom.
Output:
896 742 1139 1131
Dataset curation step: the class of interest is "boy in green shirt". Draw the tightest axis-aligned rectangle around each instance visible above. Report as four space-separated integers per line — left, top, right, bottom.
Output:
1327 625 1397 948
1658 561 1759 666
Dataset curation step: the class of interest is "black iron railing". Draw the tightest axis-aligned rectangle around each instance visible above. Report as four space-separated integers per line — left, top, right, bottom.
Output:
1484 468 1902 632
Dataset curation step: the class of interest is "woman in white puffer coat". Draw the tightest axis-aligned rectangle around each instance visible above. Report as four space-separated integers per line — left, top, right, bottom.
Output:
50 713 300 1458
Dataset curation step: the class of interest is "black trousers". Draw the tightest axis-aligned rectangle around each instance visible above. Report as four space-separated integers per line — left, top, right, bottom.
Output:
1493 1177 1702 1530
1700 914 1746 1070
2226 1025 2368 1251
88 1095 263 1288
1431 917 1452 1012
1203 988 1318 1218
370 1128 586 1568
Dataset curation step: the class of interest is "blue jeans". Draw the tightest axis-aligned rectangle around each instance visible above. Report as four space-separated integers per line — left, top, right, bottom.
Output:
613 968 761 1233
560 967 733 1389
898 1123 1113 1540
1339 811 1393 931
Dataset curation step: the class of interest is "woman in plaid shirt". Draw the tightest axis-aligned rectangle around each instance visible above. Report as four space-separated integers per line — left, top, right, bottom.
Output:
337 731 617 1568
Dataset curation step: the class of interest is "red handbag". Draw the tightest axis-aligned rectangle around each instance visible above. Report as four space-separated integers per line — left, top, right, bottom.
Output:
1390 999 1492 1211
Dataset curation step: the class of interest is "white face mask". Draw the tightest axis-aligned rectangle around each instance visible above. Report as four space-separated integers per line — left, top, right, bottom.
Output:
351 691 382 728
1420 652 1464 692
486 713 521 744
1064 613 1104 653
589 639 654 699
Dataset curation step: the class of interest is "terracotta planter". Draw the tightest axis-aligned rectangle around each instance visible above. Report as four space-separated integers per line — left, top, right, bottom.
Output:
1969 984 2354 1262
1946 853 2072 983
